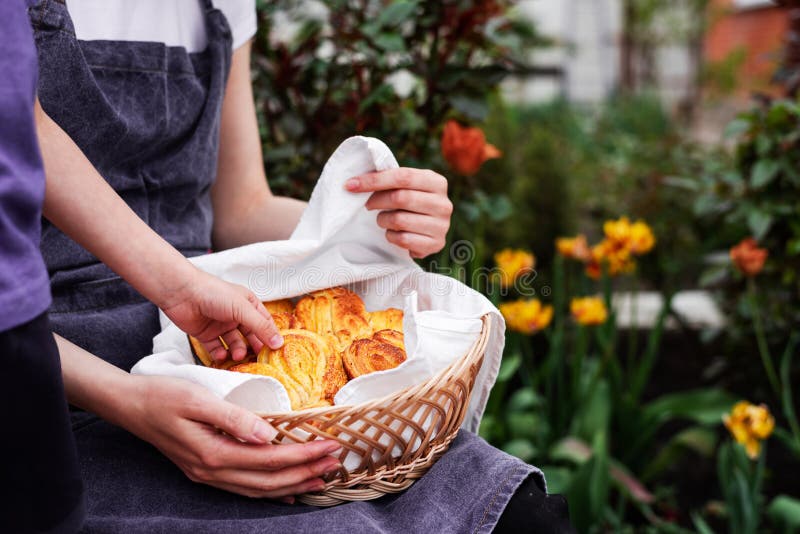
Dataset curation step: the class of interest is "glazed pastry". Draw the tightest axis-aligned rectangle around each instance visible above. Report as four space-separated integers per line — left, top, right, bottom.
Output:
271 312 302 331
188 334 255 370
258 330 338 405
368 308 403 333
229 362 307 409
342 338 407 379
262 298 294 315
322 342 348 402
372 329 405 351
197 287 408 409
295 287 372 350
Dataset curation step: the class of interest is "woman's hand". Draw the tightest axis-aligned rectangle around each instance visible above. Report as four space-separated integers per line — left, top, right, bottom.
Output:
127 375 342 499
160 268 283 362
345 168 453 259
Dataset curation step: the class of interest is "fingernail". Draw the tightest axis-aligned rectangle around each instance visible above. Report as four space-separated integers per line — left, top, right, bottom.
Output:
324 460 342 473
345 178 360 191
311 481 326 492
252 420 278 443
268 334 284 349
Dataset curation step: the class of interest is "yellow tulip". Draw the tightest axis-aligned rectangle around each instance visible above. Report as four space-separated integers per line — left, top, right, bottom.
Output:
723 401 775 459
603 216 656 256
570 297 608 326
494 248 535 288
499 299 553 334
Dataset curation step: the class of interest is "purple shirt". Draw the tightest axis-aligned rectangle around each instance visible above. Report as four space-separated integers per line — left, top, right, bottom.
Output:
0 0 51 331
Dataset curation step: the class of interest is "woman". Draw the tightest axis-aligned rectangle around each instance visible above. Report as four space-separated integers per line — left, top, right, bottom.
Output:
30 0 572 531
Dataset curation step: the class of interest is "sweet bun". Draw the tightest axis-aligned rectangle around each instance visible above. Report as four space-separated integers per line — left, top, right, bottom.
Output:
372 329 405 351
262 298 294 315
188 335 255 370
271 312 302 331
295 287 372 349
342 338 407 379
256 329 345 408
197 286 407 410
229 362 306 409
368 308 403 333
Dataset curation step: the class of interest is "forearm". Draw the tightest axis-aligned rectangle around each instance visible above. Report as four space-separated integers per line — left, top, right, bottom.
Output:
35 101 197 309
212 192 306 250
55 334 141 428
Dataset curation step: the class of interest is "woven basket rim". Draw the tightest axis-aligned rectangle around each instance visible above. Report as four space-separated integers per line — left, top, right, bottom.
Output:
255 314 491 417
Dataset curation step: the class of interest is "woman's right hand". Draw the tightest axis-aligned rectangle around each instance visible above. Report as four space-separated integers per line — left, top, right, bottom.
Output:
125 375 342 499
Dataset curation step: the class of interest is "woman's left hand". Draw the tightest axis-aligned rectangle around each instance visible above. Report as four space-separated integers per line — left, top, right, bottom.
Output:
345 168 453 259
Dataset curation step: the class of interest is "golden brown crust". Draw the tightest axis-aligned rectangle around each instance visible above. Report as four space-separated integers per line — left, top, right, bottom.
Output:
189 335 255 369
262 298 294 315
271 312 302 331
342 338 407 379
197 287 407 410
322 346 348 403
254 329 335 409
229 362 306 408
372 329 405 351
368 308 404 333
295 287 371 343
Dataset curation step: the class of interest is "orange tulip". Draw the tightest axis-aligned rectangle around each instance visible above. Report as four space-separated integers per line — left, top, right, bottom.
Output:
730 238 768 277
556 234 591 262
441 120 501 176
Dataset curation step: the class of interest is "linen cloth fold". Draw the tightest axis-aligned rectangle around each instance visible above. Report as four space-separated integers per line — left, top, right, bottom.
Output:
131 136 505 433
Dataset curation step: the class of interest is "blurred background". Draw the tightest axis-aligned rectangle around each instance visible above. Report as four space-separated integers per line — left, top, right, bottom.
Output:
251 1 800 531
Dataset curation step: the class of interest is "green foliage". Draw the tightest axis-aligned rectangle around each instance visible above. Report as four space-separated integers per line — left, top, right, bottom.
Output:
691 98 800 336
768 495 800 533
481 254 734 530
251 0 543 199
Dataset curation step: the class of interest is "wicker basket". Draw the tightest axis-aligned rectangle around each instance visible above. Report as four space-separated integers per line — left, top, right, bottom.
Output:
259 314 491 506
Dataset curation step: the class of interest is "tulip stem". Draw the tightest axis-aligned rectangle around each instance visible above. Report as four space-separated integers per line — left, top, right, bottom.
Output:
748 277 781 398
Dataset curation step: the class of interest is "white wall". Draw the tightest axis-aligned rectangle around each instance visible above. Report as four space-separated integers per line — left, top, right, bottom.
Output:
503 0 692 108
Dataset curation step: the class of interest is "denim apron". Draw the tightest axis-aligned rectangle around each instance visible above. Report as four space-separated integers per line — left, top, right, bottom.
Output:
29 2 555 532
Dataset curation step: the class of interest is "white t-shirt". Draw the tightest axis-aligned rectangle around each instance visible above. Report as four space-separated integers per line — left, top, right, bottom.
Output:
65 0 257 53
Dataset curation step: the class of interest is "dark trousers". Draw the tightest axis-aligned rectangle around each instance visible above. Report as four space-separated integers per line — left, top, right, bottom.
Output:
495 475 576 533
0 312 85 534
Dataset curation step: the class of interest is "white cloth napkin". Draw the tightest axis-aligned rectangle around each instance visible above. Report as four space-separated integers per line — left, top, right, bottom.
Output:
131 136 505 433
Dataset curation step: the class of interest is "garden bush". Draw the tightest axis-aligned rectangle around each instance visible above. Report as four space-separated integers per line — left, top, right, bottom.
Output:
251 1 800 531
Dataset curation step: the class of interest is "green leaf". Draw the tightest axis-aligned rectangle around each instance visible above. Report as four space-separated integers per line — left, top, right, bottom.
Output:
373 32 406 52
724 118 751 138
747 209 774 241
643 388 736 425
564 433 610 533
502 438 537 462
358 83 395 112
768 495 800 530
376 1 418 28
750 159 780 188
573 380 611 440
691 512 717 534
449 94 489 122
508 387 540 412
487 194 513 222
540 465 573 494
507 413 541 440
643 426 718 481
699 264 730 288
496 352 521 382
